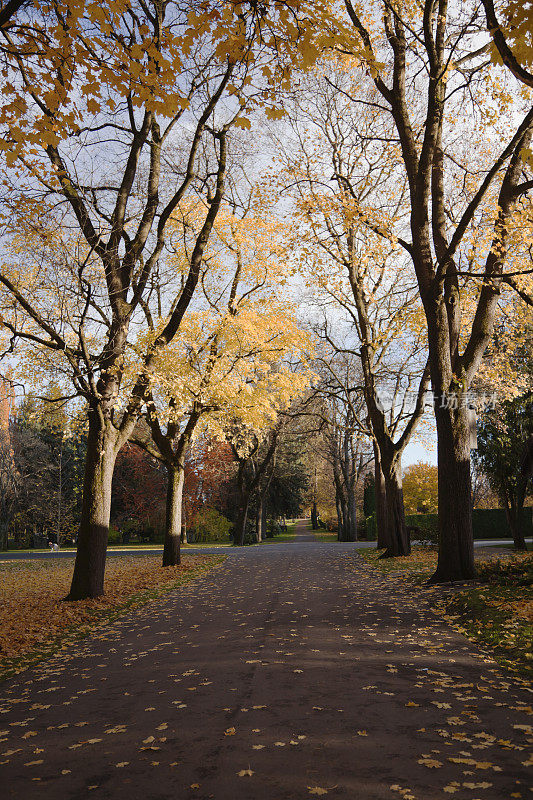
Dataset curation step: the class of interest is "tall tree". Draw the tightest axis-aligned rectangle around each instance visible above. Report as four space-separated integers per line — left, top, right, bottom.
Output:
229 422 281 546
276 68 430 555
323 0 533 580
0 1 308 597
129 199 312 564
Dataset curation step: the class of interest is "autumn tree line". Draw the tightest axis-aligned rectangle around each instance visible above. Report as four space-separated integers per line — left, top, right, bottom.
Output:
0 0 532 598
0 389 310 550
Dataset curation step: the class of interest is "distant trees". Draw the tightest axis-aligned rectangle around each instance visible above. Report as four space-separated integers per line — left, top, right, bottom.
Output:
277 64 430 555
111 444 166 542
0 0 322 597
402 462 439 515
475 393 533 550
0 393 85 547
310 0 533 580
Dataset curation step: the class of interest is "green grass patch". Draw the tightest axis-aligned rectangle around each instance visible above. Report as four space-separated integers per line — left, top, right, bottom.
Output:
313 531 339 541
262 522 297 543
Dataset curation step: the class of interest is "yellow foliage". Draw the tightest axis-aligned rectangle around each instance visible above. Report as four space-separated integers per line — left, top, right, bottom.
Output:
402 461 438 514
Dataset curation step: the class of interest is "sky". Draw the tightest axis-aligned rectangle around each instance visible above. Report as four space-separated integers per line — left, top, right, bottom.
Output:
403 438 437 467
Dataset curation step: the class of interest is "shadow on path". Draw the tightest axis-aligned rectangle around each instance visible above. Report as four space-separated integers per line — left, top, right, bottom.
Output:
0 535 530 799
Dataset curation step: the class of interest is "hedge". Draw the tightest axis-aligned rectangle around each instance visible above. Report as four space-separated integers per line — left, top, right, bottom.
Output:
405 507 533 541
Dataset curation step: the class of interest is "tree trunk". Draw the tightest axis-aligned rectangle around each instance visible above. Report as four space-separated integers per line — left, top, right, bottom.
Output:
338 498 349 541
347 486 357 541
335 491 343 541
373 442 388 549
380 457 409 558
163 463 184 566
0 494 9 550
311 502 318 529
66 408 118 600
234 497 249 546
503 500 528 551
430 404 475 582
0 515 8 550
261 502 267 541
256 497 263 542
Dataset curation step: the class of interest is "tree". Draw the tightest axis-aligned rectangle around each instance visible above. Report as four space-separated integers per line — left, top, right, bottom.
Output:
129 198 313 563
0 1 300 597
402 462 439 515
482 0 533 88
0 425 15 549
475 393 533 550
263 434 309 524
322 0 533 580
316 387 370 542
229 422 281 545
111 443 166 541
276 66 431 554
183 437 235 534
1 392 86 547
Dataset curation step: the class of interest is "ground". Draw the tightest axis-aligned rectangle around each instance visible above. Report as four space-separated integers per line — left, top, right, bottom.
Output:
0 521 531 799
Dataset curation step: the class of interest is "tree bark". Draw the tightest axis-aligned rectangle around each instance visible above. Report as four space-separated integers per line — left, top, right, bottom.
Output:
163 463 184 565
373 443 388 549
430 403 475 582
256 497 263 542
0 514 8 550
340 498 349 541
66 407 118 600
347 485 357 541
231 428 279 546
503 498 528 552
261 502 268 541
380 457 410 558
234 500 249 546
335 491 343 541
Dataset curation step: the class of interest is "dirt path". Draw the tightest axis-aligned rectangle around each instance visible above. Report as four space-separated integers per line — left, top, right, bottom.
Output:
293 518 318 542
1 536 531 800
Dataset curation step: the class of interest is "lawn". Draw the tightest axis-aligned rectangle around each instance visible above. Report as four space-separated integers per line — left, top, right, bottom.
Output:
0 553 224 681
262 522 297 543
358 546 533 677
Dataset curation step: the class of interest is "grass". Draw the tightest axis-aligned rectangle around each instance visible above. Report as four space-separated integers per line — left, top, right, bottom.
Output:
2 542 232 554
357 545 439 577
313 531 339 541
0 553 225 682
434 556 533 677
261 522 297 543
358 545 532 678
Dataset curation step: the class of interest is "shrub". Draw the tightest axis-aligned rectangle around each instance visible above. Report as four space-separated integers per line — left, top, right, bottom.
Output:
268 520 283 537
365 513 377 541
405 513 439 543
108 525 122 545
405 508 533 542
193 508 232 543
